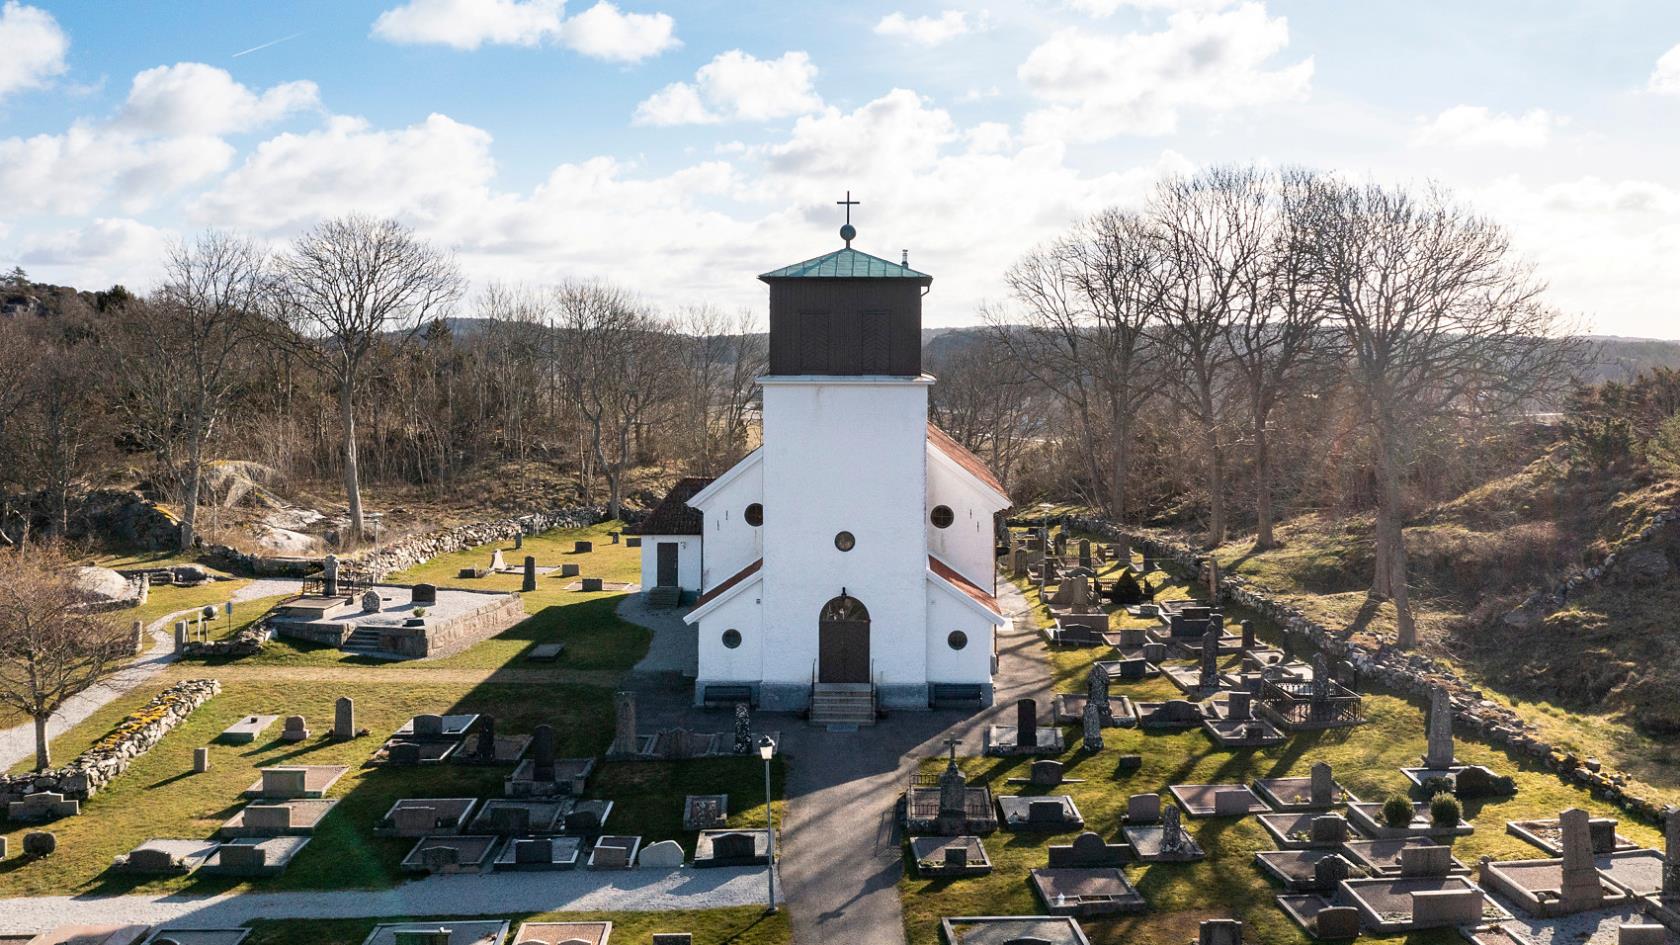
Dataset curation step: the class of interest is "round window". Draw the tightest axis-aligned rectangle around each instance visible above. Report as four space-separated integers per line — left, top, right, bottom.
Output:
834 531 856 552
930 505 955 529
947 630 968 650
722 629 742 649
744 503 763 527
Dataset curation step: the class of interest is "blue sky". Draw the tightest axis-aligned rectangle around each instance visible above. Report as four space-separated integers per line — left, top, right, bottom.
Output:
3 1 1679 336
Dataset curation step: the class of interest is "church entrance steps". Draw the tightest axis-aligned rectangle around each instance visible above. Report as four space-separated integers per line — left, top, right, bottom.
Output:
810 683 876 728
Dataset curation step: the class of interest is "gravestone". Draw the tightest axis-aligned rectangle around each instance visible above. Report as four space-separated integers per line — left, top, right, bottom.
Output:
1017 698 1038 749
1199 626 1221 689
1117 657 1148 681
322 554 339 596
1162 804 1187 852
1310 815 1348 846
1316 907 1360 939
1589 817 1619 854
733 703 752 755
1142 642 1167 663
944 845 969 869
131 618 144 653
1240 619 1255 650
245 804 294 833
193 747 211 773
392 805 438 836
413 714 445 738
389 742 422 766
127 847 178 873
936 739 969 835
261 768 308 798
1027 799 1068 828
581 578 604 592
514 838 552 864
10 791 83 822
1128 794 1161 824
411 583 437 605
1226 691 1253 721
1559 807 1604 909
22 832 56 857
1411 888 1482 926
574 540 592 553
1078 539 1092 570
472 714 497 761
1081 699 1103 753
1310 762 1334 807
639 839 685 868
522 556 538 592
1214 789 1256 816
1116 754 1142 775
1664 806 1678 897
1337 659 1358 690
362 589 382 612
421 845 460 870
1314 854 1351 891
1310 652 1331 703
1620 925 1667 945
1030 760 1064 786
1424 685 1456 769
175 621 189 653
1198 919 1242 945
1398 844 1453 877
334 697 356 740
532 724 556 782
1049 831 1129 868
561 563 580 578
711 832 757 861
281 715 309 742
490 548 506 572
514 533 523 550
651 936 692 945
1087 665 1112 725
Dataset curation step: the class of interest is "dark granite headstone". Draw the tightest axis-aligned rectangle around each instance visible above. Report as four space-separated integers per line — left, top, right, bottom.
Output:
532 723 556 781
1017 698 1038 748
411 583 437 605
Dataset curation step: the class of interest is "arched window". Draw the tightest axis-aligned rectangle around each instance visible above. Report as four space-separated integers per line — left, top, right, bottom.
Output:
744 503 763 526
819 595 869 622
930 505 954 529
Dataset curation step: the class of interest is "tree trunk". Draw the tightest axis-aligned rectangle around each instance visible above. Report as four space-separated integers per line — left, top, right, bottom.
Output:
1206 423 1227 549
339 378 365 545
1109 395 1129 522
1375 420 1416 646
179 415 205 551
1253 410 1275 551
34 713 50 771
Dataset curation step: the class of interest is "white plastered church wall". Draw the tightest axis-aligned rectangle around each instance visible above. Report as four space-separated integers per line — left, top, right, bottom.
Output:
924 573 1004 699
691 575 765 691
757 375 934 710
686 451 764 592
926 448 1009 590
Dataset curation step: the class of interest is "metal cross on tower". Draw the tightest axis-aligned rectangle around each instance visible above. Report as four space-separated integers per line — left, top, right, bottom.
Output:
837 190 860 246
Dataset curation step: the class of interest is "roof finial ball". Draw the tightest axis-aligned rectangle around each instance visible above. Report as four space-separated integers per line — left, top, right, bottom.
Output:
837 190 860 247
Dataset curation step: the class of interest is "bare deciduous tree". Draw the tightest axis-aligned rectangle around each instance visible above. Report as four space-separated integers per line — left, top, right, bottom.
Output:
0 545 134 771
673 305 765 477
279 216 463 545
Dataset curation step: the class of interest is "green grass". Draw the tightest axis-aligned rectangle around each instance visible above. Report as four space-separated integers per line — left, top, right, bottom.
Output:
898 531 1667 945
242 907 790 945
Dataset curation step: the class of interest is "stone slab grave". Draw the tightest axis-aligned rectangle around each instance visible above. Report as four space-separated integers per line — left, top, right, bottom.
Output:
112 838 220 874
393 712 478 740
492 834 584 871
1134 699 1205 730
508 921 611 945
1203 715 1287 748
1254 849 1354 892
1275 894 1363 940
1339 876 1502 933
243 765 348 799
526 643 565 662
1051 693 1138 728
559 799 614 837
505 724 595 796
564 579 630 592
451 718 533 767
682 794 728 831
1047 831 1131 868
217 714 279 745
22 927 149 945
1005 759 1086 787
359 922 510 945
1030 867 1147 917
1124 805 1206 862
693 828 773 867
1169 783 1270 818
219 798 339 837
1594 849 1668 897
141 930 251 945
1253 764 1351 811
1258 812 1350 850
471 798 574 835
1093 657 1161 681
400 834 500 874
379 738 463 766
1347 800 1475 840
983 698 1065 756
1508 817 1638 856
998 795 1086 833
1341 838 1468 876
7 791 80 822
1482 859 1630 918
910 835 992 877
374 798 479 838
902 755 998 835
586 834 641 870
200 836 310 877
938 916 1093 945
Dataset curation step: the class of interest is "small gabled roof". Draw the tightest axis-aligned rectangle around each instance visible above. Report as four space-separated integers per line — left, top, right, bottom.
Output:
928 555 1005 623
759 247 932 283
631 477 714 535
684 558 764 625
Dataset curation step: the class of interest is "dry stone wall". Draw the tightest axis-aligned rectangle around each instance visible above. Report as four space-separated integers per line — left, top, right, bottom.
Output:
1069 515 1674 825
0 678 220 805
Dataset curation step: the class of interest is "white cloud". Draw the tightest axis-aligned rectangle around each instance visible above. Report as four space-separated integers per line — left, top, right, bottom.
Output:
874 10 978 47
559 2 677 63
1650 43 1680 96
19 218 172 280
0 2 68 102
1019 2 1312 141
119 63 320 136
372 0 675 61
1067 0 1237 15
633 50 820 125
372 0 563 49
0 124 234 215
1412 105 1558 150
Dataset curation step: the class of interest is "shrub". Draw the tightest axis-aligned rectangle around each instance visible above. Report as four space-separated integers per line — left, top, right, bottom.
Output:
1430 792 1462 826
1454 764 1518 798
22 831 56 857
1420 775 1455 798
1382 794 1414 828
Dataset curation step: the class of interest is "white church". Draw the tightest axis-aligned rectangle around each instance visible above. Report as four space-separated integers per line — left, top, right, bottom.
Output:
634 209 1010 723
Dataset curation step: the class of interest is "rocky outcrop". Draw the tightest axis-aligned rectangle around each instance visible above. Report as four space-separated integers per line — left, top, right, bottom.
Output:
0 679 220 805
1070 515 1674 826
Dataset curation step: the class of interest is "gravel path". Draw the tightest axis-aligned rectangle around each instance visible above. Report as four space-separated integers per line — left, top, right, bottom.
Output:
0 578 298 771
619 591 697 677
0 867 773 934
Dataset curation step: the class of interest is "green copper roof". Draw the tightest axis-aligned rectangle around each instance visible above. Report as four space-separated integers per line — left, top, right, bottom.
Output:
759 246 932 282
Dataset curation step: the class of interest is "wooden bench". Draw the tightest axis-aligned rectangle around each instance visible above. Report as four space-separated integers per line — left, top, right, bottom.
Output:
931 684 985 709
701 684 755 708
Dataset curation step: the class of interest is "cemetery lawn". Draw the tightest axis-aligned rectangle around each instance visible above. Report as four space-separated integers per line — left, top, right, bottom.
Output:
0 521 789 898
242 907 791 945
896 540 1666 945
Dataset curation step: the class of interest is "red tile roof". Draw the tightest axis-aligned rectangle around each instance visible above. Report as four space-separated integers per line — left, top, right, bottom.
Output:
694 558 763 609
929 555 1001 616
631 477 714 535
927 422 1010 501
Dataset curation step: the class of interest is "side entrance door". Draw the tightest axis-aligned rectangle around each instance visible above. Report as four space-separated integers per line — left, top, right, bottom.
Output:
656 542 679 587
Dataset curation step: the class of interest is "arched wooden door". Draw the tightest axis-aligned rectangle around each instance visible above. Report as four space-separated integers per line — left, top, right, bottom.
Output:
817 594 871 684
